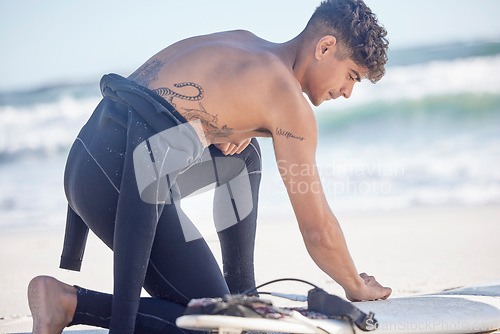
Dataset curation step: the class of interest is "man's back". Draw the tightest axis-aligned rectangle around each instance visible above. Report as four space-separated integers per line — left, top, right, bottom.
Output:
128 30 309 147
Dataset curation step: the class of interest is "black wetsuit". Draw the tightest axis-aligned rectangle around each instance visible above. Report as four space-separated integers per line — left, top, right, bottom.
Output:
60 74 262 334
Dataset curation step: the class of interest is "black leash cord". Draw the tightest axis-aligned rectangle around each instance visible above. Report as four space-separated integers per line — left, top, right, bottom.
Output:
242 278 323 296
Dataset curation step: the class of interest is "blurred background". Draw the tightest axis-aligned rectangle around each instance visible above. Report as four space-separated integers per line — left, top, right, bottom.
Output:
0 0 499 229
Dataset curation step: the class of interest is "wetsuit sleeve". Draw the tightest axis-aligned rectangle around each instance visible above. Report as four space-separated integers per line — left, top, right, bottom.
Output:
60 205 89 271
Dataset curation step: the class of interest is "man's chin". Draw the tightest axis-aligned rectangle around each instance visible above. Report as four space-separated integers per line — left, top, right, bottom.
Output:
303 92 321 107
309 97 321 107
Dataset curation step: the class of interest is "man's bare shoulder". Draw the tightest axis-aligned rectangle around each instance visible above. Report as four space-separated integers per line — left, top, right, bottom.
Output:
233 48 313 131
215 34 315 134
187 31 309 114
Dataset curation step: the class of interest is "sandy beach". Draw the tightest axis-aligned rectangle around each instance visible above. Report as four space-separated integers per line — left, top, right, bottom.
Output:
2 0 500 331
1 204 499 333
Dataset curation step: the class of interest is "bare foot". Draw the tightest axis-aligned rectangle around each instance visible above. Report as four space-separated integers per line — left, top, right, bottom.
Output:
27 276 77 334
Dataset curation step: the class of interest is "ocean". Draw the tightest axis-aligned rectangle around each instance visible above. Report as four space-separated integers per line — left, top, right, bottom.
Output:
1 41 499 230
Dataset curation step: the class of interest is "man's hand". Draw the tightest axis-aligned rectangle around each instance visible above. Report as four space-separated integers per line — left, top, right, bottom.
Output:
345 273 392 302
215 139 252 155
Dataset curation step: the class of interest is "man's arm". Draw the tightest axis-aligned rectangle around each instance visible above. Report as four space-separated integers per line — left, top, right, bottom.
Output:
271 97 391 301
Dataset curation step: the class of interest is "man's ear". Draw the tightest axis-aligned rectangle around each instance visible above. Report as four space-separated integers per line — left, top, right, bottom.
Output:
315 35 337 60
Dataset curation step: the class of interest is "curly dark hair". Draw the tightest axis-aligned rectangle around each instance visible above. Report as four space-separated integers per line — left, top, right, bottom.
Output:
305 0 389 83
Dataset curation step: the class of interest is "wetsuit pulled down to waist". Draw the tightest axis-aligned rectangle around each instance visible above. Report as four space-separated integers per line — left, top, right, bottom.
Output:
65 74 207 333
73 73 205 200
61 74 262 334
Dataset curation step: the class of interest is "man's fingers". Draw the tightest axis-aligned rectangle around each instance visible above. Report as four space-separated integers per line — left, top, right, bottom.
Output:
360 272 375 284
216 139 252 155
216 143 236 155
383 287 392 300
235 139 251 154
215 143 231 153
228 144 239 155
379 287 392 300
354 273 392 301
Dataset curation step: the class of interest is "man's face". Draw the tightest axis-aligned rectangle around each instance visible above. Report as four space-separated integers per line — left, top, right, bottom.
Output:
304 44 368 106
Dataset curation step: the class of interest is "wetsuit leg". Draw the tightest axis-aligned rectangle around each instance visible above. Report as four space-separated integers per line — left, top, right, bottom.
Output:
65 138 229 333
70 286 197 334
142 139 262 300
143 201 231 302
215 142 261 293
211 140 262 294
174 138 262 293
66 140 261 333
64 89 261 332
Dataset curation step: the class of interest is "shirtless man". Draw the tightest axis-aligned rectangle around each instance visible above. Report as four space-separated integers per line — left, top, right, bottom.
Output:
28 1 391 333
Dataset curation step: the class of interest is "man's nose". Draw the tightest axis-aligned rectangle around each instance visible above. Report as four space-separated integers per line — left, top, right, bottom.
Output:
341 82 355 99
341 87 352 99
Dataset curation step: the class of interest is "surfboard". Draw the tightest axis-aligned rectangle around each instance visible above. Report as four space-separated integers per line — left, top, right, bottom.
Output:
176 312 353 334
176 280 500 334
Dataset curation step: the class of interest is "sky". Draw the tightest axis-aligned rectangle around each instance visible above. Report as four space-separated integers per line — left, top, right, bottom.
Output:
1 0 499 92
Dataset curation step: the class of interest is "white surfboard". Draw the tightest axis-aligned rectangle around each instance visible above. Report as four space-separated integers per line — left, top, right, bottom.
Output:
176 312 353 334
176 280 500 334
